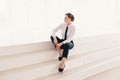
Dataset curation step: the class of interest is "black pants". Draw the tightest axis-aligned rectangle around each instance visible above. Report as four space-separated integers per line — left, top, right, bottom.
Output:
50 36 74 58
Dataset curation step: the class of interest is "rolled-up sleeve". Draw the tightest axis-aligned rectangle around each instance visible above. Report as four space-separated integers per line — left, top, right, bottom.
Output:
52 24 62 37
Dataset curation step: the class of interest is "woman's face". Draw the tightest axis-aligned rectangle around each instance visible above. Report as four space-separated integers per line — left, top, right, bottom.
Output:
64 15 71 23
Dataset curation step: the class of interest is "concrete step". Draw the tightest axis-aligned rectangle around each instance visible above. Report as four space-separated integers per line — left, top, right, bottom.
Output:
0 34 120 57
0 34 120 71
0 37 120 72
0 34 120 80
0 41 53 57
84 66 120 80
55 57 120 80
0 47 120 80
0 56 119 80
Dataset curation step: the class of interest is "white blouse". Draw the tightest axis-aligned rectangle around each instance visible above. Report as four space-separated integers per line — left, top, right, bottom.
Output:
52 23 75 44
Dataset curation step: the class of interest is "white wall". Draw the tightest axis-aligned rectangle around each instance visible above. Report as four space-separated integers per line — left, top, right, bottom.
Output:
0 0 120 47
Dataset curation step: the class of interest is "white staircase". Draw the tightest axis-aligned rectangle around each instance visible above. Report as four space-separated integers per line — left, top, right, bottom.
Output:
0 34 120 80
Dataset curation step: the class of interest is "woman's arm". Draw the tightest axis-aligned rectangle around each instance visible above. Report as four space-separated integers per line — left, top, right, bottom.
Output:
52 23 63 46
52 24 63 37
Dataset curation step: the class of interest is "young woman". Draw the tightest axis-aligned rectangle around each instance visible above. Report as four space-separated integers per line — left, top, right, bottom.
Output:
50 13 75 72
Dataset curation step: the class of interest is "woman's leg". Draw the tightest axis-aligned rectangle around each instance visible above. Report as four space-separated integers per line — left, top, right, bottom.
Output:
59 42 74 72
59 46 69 71
50 36 63 57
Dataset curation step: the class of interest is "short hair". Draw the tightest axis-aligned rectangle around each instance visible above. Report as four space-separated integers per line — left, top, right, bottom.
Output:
65 13 75 22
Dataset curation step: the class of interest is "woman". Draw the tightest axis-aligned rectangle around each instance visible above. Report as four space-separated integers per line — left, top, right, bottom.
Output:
50 13 75 72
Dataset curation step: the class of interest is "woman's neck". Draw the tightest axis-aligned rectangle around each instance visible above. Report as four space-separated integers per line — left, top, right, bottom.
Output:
66 22 71 26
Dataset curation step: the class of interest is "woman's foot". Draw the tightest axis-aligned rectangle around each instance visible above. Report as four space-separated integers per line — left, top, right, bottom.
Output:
58 58 66 72
59 65 65 72
59 63 65 72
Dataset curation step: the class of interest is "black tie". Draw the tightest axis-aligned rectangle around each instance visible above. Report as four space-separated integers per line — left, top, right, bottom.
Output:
64 26 68 40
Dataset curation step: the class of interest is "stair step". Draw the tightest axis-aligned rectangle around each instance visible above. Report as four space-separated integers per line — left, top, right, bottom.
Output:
0 47 120 80
84 66 120 80
55 57 120 80
77 33 120 44
0 41 53 57
0 50 57 72
0 34 120 57
0 34 120 80
0 38 120 72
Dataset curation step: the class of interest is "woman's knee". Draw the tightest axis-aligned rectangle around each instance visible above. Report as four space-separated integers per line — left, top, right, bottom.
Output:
66 43 74 49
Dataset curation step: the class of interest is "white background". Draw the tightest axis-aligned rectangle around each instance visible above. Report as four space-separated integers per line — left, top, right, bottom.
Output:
0 0 120 47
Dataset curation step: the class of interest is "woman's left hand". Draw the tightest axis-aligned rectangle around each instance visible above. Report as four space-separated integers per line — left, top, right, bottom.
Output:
56 43 63 49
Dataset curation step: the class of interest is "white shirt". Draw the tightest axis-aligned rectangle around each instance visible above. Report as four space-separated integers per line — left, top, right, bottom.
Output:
52 23 75 44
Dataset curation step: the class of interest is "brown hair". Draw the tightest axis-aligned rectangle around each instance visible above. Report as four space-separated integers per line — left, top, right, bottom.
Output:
65 13 75 22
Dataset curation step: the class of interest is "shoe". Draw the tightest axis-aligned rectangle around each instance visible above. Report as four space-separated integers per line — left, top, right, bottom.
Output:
58 56 62 61
58 65 65 72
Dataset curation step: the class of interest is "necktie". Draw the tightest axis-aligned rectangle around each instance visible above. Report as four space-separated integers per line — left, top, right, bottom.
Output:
64 26 68 40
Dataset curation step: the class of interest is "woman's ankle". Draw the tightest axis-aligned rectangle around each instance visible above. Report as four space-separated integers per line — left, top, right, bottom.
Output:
59 58 66 67
56 47 62 56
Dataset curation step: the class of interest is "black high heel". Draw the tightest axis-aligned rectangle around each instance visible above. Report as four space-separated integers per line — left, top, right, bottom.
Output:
58 65 65 72
58 56 63 61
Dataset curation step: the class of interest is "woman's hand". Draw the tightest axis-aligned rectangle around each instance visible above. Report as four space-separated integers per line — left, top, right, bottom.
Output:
56 43 63 49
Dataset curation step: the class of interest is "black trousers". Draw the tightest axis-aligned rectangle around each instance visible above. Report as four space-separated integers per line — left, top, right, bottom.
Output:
50 36 74 58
